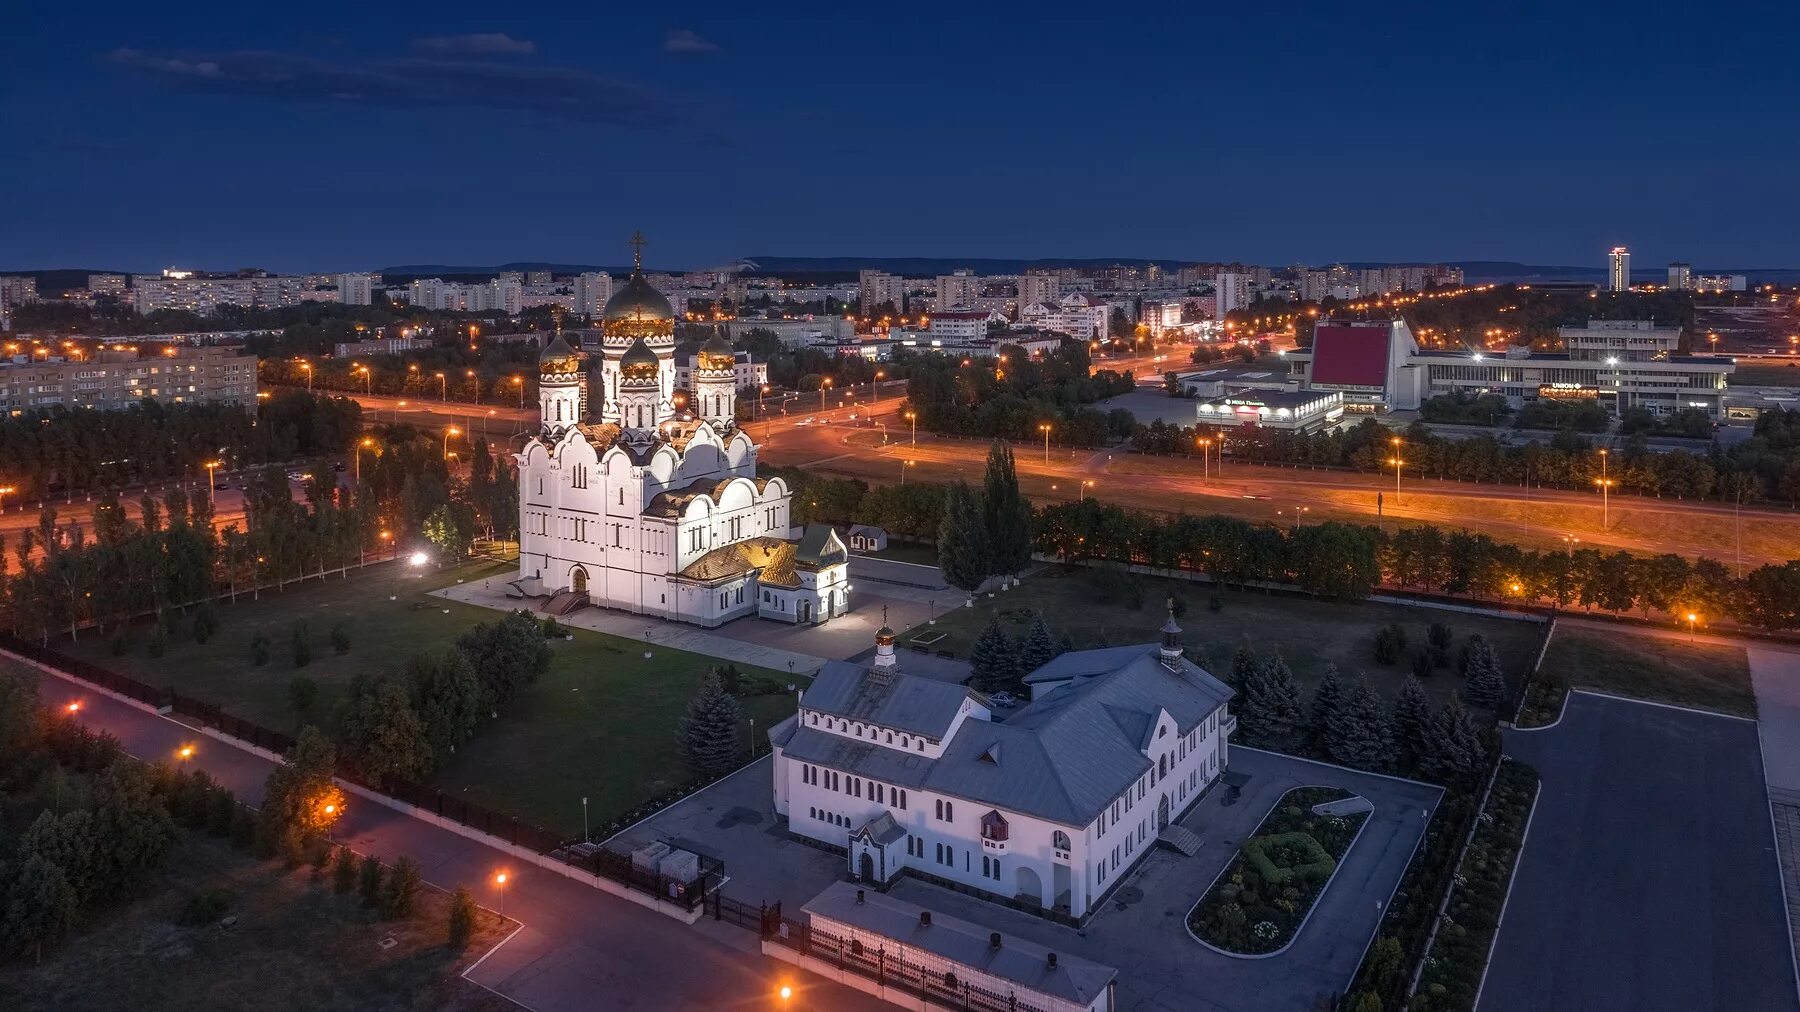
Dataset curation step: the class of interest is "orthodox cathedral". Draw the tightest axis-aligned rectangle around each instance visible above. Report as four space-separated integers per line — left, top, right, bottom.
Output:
513 238 850 627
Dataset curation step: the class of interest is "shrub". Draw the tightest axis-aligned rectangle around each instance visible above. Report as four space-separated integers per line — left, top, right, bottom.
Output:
177 889 234 926
207 789 237 837
147 625 167 658
1427 622 1453 650
1410 648 1435 679
1208 594 1224 613
541 616 566 639
250 632 271 666
358 854 385 906
288 676 318 717
229 805 257 849
382 856 421 918
192 604 219 644
330 621 352 655
332 846 358 894
291 621 312 667
448 886 477 946
1241 831 1337 886
1373 623 1407 665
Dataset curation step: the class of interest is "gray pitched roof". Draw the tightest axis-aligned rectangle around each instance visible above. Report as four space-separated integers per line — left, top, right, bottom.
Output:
802 660 973 739
803 882 1116 1005
784 644 1233 827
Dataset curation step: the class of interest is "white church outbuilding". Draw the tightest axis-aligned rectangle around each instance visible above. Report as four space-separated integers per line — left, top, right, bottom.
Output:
513 242 851 627
769 613 1235 923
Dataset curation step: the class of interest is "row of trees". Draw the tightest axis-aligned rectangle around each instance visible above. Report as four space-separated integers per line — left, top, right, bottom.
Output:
1134 410 1800 504
0 390 362 500
1034 498 1800 628
1 425 518 645
331 611 552 783
938 443 1034 594
1229 651 1492 786
903 339 1137 446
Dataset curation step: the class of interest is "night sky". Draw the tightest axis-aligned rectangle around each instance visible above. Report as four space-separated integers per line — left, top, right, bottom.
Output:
4 2 1795 273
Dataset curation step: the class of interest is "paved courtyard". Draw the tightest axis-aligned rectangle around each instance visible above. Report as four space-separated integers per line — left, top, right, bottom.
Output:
1485 691 1799 1012
435 556 969 675
615 746 1439 1012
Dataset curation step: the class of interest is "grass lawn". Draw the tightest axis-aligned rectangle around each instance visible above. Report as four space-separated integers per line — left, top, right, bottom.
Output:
428 652 802 838
1525 623 1755 722
0 832 512 1012
860 541 942 566
60 557 800 836
907 565 1545 715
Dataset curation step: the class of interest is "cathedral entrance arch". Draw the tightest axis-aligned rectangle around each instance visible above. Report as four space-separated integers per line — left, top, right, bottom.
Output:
571 566 589 595
859 852 875 883
799 599 813 623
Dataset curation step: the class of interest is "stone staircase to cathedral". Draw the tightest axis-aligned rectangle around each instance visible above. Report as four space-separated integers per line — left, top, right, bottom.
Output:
540 590 588 616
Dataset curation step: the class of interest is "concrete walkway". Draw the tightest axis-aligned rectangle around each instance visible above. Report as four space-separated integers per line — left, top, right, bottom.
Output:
1750 645 1800 978
12 658 887 1012
435 574 833 675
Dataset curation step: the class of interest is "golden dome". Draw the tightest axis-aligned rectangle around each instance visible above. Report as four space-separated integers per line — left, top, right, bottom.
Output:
619 338 660 381
602 273 675 340
538 333 581 378
697 330 736 372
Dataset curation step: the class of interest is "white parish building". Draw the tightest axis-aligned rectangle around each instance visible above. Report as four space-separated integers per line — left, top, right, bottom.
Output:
514 242 851 627
769 614 1234 922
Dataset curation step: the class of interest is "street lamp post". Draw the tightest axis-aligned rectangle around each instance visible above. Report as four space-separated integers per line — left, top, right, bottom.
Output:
0 485 13 514
300 361 312 391
435 371 446 401
467 369 479 405
205 461 221 506
1686 612 1699 641
513 376 524 409
900 459 914 485
905 410 916 446
356 437 375 483
494 871 509 919
1038 422 1052 463
443 426 460 460
1198 437 1211 480
820 376 832 411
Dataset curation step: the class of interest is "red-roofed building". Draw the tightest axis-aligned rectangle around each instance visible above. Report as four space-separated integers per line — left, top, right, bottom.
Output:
1285 320 1423 411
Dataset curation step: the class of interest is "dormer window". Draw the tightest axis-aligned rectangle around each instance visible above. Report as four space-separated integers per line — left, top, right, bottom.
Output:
979 810 1009 843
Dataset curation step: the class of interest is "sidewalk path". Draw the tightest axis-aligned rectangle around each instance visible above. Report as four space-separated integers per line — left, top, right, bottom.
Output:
15 660 885 1012
436 574 831 675
1750 644 1800 979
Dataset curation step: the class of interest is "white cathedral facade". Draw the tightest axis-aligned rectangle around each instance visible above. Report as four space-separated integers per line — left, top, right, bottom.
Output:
514 246 851 627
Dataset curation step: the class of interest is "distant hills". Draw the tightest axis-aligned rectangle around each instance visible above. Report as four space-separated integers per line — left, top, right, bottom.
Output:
10 259 1798 290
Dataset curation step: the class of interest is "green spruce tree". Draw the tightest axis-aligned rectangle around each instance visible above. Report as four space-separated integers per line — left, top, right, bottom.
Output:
1017 613 1056 677
1419 699 1486 784
676 672 744 780
1391 674 1433 772
382 856 422 918
1327 679 1395 772
1306 663 1345 751
1237 653 1303 747
1462 636 1507 710
968 616 1018 693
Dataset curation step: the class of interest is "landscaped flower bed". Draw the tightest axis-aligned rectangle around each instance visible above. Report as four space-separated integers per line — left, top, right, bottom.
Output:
1188 786 1370 954
1410 758 1540 1011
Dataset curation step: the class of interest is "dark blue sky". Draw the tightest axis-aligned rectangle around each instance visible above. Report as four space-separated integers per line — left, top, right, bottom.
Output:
4 2 1794 273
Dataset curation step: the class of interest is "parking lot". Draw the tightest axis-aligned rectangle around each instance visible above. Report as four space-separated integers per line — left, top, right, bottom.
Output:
1484 692 1799 1012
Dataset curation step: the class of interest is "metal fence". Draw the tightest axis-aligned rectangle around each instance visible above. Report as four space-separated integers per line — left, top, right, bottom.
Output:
767 917 1053 1012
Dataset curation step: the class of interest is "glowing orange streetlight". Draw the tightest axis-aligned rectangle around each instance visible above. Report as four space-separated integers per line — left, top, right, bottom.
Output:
904 410 917 446
494 870 510 917
205 460 222 505
434 371 447 401
1038 422 1052 463
511 375 525 408
65 700 81 715
1686 612 1699 641
443 426 461 460
177 744 196 762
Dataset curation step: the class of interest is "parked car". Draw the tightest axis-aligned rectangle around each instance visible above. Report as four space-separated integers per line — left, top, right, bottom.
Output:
987 691 1018 708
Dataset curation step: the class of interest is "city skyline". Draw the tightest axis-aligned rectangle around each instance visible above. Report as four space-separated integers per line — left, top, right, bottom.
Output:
7 3 1798 272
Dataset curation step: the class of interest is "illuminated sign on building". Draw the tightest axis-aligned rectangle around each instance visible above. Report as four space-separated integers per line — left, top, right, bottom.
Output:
1538 383 1599 400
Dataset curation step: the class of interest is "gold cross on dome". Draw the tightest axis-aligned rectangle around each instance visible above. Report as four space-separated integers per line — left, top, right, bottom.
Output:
628 231 647 271
882 604 889 625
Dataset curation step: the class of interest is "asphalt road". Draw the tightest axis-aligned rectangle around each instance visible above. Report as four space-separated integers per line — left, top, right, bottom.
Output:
1485 692 1799 1012
15 660 887 1012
